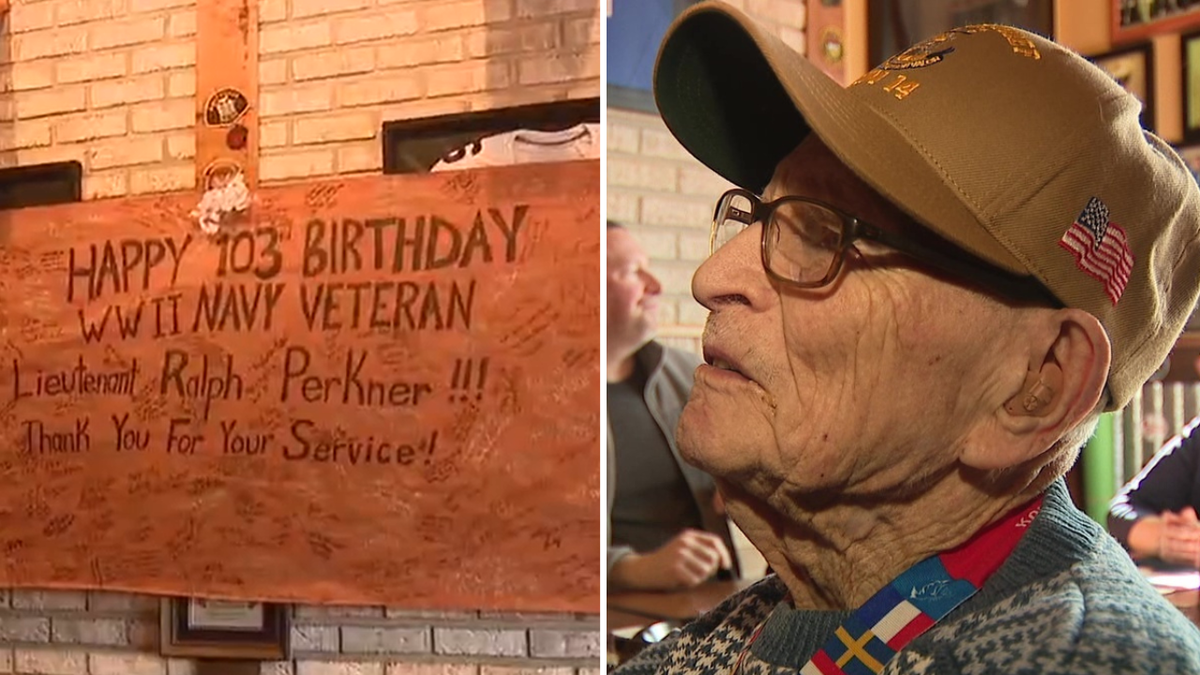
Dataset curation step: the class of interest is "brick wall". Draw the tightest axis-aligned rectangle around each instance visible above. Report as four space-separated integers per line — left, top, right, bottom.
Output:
606 0 806 577
0 0 600 672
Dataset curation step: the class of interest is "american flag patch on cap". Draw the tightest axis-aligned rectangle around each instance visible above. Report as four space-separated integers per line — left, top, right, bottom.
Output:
1057 197 1134 304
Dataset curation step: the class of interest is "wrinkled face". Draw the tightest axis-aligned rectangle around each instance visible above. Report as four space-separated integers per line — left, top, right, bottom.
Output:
607 227 663 353
676 136 1015 502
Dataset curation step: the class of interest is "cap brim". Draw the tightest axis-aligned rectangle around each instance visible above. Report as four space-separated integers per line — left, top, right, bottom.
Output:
653 2 1027 274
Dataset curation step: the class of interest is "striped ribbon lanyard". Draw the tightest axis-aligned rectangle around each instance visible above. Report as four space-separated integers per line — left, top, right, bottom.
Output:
737 496 1043 675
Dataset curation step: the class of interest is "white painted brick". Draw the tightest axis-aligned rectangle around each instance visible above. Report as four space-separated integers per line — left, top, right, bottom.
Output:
126 620 159 650
433 628 526 657
58 0 125 26
293 112 376 144
516 0 595 17
292 0 371 17
382 609 479 621
130 164 194 193
10 61 55 91
338 77 422 107
14 648 87 675
426 62 510 97
652 263 696 295
168 10 196 37
17 84 86 120
377 36 463 67
608 157 676 191
90 17 167 49
679 230 711 261
290 625 338 652
679 166 732 197
518 51 599 85
386 666 477 675
86 592 159 613
14 146 85 166
607 121 640 155
83 169 129 199
166 132 196 159
91 75 165 109
333 10 419 44
88 136 164 169
636 229 678 260
528 628 601 658
640 127 693 161
50 618 127 646
780 26 805 54
340 626 429 654
260 84 333 116
292 606 384 620
260 149 334 181
260 121 288 148
0 617 50 642
260 0 288 22
292 47 375 81
678 300 709 327
261 22 332 54
337 143 382 173
131 99 193 133
130 0 193 12
0 647 12 674
564 15 600 46
295 662 383 675
56 52 127 84
166 658 196 675
642 195 713 228
54 110 128 143
168 71 196 97
12 29 88 60
0 120 52 151
464 23 556 57
260 58 289 85
607 191 639 223
131 42 196 74
475 662 573 667
424 0 511 31
9 2 55 32
89 653 166 675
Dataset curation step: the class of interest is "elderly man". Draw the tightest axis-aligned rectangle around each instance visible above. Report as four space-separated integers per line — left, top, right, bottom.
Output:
617 2 1200 673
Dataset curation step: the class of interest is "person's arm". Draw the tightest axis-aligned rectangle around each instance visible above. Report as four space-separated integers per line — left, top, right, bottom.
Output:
1109 418 1200 553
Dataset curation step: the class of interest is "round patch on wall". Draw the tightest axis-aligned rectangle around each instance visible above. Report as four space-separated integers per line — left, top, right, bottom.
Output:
204 88 250 127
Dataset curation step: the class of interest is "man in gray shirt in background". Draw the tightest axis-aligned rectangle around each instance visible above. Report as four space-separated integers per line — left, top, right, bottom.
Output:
606 220 737 591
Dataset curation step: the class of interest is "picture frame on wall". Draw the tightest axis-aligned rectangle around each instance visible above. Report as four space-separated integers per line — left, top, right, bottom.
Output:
1089 42 1156 132
607 0 701 113
1113 0 1200 45
868 0 1054 71
159 598 290 660
1183 29 1200 143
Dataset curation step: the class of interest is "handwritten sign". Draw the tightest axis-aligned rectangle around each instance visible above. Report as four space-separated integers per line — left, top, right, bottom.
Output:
0 161 600 612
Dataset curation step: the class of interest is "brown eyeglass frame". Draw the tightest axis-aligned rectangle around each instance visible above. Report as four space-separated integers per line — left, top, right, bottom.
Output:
712 188 1063 307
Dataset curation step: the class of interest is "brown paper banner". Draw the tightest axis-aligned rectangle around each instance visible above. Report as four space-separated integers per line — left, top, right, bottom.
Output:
0 161 601 613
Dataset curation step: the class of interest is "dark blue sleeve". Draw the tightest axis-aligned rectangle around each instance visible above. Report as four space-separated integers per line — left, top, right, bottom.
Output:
1108 417 1200 548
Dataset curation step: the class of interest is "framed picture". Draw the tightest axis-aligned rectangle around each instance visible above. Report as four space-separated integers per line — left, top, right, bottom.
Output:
381 98 599 174
1113 0 1200 45
868 0 1053 70
159 598 290 660
1089 42 1156 132
1184 30 1200 143
607 0 701 113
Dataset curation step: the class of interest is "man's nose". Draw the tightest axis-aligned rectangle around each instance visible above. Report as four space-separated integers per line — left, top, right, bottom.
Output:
641 269 662 295
692 223 769 312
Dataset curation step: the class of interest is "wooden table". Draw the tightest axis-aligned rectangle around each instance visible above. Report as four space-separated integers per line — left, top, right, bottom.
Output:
608 579 755 625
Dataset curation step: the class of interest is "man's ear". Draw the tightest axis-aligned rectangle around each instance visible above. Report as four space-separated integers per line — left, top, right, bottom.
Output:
961 308 1111 471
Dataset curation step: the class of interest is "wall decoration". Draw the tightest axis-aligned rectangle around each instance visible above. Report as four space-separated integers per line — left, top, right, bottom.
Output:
0 161 600 613
1183 29 1200 143
382 99 599 175
160 598 289 660
1090 42 1157 132
607 0 700 112
1113 0 1200 44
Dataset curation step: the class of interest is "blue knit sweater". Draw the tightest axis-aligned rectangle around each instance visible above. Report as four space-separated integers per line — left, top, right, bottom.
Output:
616 481 1200 674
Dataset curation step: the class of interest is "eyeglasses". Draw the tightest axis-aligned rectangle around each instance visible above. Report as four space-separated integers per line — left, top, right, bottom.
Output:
711 188 1062 305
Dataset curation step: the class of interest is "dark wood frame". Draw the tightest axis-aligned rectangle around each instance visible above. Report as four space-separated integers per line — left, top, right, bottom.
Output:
0 161 81 211
1089 42 1157 132
1183 29 1200 143
159 598 290 660
381 98 599 175
1113 0 1200 45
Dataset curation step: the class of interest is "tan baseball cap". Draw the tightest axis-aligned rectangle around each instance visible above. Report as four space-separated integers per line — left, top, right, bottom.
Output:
653 1 1200 412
